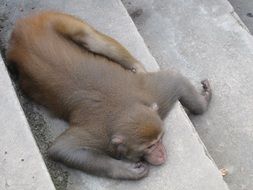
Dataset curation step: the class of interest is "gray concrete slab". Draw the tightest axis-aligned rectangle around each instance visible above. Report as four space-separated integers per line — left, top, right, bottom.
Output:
0 56 55 190
0 0 228 189
228 0 253 34
122 0 253 189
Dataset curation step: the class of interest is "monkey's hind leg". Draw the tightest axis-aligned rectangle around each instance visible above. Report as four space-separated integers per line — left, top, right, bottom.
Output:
146 71 212 118
48 12 146 73
48 128 149 180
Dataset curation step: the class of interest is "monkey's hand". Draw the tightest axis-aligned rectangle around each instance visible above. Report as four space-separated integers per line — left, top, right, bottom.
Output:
109 161 149 180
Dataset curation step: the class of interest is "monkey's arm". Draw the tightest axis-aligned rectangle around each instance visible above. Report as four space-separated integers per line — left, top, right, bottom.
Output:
46 12 145 73
145 71 212 119
48 128 148 180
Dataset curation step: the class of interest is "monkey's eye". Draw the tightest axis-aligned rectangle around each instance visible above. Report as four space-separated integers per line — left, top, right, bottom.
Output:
115 153 123 160
147 144 155 149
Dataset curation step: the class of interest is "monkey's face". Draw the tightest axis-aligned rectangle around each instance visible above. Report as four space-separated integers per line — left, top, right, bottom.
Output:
125 132 166 165
112 131 167 166
112 104 167 165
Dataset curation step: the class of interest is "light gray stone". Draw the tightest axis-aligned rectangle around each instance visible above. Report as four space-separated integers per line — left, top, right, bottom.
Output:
228 0 253 34
122 0 253 189
0 57 55 190
0 0 229 189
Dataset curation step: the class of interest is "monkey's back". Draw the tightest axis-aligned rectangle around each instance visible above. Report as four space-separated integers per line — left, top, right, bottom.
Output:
7 13 144 119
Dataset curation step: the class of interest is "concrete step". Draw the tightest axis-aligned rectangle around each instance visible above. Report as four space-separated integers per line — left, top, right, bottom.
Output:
122 0 253 189
228 0 253 34
0 56 55 190
0 0 229 189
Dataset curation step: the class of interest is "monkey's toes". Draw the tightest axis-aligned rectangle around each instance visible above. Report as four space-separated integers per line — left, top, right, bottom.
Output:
201 79 212 102
201 79 210 91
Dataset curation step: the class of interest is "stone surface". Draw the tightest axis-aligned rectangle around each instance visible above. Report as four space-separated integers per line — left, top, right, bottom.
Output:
0 56 55 190
0 0 229 189
228 0 253 34
122 0 253 189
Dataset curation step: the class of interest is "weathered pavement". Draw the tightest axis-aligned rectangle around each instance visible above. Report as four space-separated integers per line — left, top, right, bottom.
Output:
0 56 55 190
228 0 253 34
0 0 229 189
122 0 253 189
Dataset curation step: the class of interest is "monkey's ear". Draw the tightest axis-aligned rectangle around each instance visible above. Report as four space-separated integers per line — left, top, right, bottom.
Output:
150 103 159 111
111 135 127 159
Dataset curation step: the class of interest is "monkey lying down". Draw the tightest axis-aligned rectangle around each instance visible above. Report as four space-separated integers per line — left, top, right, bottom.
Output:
6 11 211 180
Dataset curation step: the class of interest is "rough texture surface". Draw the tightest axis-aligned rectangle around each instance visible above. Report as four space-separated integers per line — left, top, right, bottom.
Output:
0 57 55 190
0 0 229 189
228 0 253 34
122 0 253 189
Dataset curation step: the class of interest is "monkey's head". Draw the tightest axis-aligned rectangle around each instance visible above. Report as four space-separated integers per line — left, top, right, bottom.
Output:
110 103 166 166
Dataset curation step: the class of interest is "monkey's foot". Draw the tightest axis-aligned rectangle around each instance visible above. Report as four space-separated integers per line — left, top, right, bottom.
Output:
201 79 212 102
201 79 210 91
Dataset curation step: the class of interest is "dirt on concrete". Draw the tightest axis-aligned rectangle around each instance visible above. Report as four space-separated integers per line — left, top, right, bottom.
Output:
14 84 69 190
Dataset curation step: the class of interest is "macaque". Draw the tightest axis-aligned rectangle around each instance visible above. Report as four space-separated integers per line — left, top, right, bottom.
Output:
6 11 211 180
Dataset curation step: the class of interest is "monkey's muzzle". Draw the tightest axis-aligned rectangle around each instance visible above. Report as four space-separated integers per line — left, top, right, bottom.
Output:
144 140 167 166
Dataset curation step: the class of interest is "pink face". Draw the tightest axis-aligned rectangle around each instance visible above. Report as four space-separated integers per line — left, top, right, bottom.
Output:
144 138 167 165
